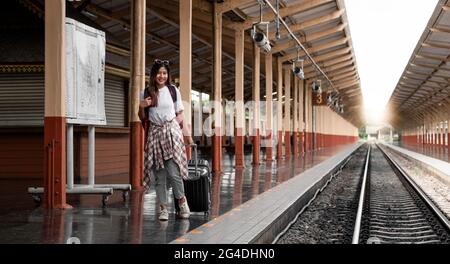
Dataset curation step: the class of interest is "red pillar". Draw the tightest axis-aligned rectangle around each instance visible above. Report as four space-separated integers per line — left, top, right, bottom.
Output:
305 132 309 152
292 132 298 157
448 133 450 159
129 0 146 190
284 132 291 159
298 132 304 155
43 0 70 209
316 133 320 150
265 131 273 162
43 117 70 209
235 128 245 168
130 123 144 190
212 134 222 173
277 131 283 160
252 129 260 165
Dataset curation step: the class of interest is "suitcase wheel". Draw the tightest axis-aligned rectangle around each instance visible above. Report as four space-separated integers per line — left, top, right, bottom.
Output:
102 194 109 207
32 195 41 206
122 191 129 202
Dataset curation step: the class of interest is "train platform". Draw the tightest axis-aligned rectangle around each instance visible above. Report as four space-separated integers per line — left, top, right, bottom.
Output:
172 142 362 244
382 143 450 178
0 143 361 244
393 143 449 163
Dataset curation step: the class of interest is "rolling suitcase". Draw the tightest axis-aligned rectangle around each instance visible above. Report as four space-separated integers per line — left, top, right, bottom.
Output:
175 144 211 216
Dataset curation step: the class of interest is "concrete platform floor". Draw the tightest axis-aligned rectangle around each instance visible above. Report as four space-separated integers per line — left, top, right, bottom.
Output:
0 144 356 244
396 142 449 163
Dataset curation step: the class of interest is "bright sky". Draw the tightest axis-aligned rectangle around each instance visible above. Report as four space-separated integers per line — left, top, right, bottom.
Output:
345 0 439 125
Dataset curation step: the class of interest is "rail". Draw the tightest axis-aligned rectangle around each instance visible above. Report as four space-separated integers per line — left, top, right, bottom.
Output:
351 145 371 244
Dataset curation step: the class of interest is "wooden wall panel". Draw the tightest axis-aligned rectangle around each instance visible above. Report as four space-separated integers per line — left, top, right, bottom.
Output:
0 132 43 179
78 133 130 179
0 130 130 181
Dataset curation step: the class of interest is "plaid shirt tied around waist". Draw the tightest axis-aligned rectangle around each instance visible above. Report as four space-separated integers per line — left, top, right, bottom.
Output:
143 119 188 190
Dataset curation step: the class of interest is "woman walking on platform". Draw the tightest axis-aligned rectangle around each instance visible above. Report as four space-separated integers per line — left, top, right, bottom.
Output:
139 59 192 221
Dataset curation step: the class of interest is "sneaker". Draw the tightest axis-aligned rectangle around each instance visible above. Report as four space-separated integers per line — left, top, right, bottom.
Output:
178 201 190 219
159 208 169 221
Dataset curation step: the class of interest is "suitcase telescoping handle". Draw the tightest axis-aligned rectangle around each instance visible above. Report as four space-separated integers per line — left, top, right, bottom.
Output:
185 143 198 176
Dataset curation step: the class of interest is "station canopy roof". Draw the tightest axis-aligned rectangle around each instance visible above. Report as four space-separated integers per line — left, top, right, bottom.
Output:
387 0 450 129
23 0 364 127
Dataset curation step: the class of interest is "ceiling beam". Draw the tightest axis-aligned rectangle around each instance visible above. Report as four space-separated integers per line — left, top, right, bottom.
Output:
268 10 344 40
231 0 334 30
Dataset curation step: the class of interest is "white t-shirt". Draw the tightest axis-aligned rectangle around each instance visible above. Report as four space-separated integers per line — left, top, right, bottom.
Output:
140 85 184 125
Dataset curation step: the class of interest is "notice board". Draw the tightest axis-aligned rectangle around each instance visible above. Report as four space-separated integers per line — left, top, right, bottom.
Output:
65 18 106 125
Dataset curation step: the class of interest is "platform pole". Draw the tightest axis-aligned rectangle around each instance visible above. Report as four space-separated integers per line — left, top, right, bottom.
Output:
129 0 146 190
265 52 273 162
252 42 260 165
276 58 283 161
284 69 291 159
234 28 245 168
180 0 193 160
212 2 223 174
67 124 74 189
88 126 95 186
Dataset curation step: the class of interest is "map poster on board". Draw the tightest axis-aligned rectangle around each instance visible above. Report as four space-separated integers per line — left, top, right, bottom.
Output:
65 18 106 125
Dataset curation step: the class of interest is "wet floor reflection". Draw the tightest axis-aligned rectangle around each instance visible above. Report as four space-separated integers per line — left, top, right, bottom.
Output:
232 169 244 208
210 171 222 218
250 166 260 199
128 191 144 243
40 209 66 243
263 163 272 192
0 144 355 243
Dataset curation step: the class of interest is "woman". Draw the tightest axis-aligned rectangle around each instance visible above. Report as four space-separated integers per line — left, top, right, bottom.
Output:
139 59 193 221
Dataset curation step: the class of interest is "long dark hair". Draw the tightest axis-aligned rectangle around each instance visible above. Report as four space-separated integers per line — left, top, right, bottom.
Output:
146 62 172 107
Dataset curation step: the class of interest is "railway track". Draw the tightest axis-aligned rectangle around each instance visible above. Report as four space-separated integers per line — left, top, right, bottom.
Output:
276 143 450 244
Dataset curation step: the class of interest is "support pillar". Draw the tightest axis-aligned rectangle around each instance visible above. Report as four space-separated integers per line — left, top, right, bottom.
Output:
212 4 222 173
265 53 273 162
298 79 304 155
129 0 146 190
284 69 291 159
292 77 298 157
234 29 245 168
304 86 311 152
43 0 70 209
448 119 450 158
252 43 260 165
276 58 283 161
180 0 193 160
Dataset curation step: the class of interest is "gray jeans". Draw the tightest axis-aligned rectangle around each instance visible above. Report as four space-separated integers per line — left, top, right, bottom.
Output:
152 158 185 206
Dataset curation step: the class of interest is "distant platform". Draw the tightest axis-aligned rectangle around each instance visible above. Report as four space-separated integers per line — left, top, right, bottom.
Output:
382 142 450 179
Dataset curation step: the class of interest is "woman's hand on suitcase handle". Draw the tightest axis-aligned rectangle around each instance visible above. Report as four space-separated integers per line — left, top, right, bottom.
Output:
185 143 197 171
